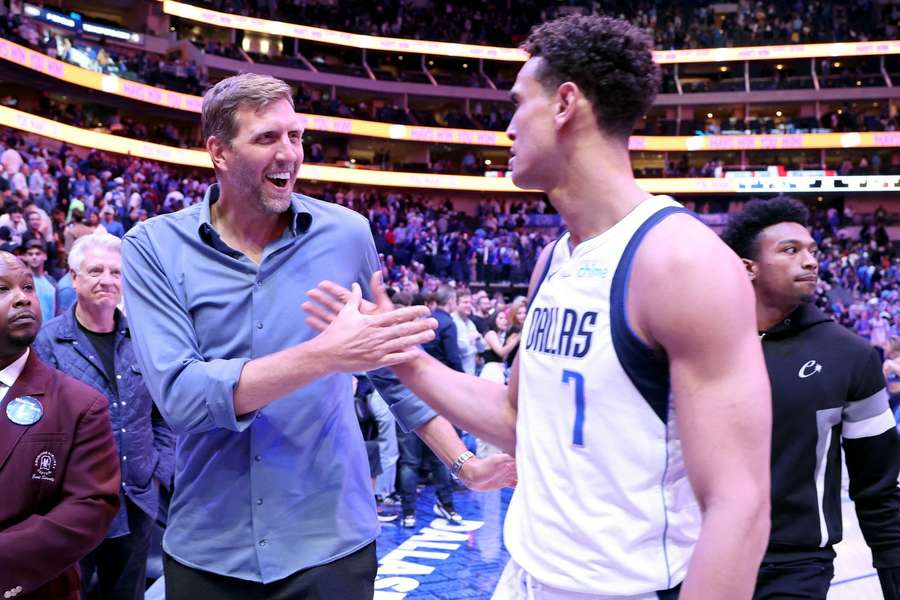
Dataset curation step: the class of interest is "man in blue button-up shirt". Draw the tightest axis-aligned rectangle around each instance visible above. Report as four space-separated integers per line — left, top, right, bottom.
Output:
121 73 515 599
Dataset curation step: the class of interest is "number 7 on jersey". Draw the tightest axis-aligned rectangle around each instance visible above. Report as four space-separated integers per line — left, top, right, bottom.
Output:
562 370 585 447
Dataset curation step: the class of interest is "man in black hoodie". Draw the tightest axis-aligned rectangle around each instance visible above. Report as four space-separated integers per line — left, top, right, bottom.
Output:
723 197 900 600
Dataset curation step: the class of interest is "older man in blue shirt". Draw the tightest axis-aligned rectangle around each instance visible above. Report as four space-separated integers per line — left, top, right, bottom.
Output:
121 73 514 599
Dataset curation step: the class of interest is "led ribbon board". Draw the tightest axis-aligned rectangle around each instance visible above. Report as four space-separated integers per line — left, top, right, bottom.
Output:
161 0 900 63
2 105 897 194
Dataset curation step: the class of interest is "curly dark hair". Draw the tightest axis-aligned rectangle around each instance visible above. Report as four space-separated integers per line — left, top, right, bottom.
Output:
721 197 810 260
521 14 660 141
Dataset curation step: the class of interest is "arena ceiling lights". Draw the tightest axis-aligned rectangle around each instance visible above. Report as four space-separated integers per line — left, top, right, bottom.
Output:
2 39 898 153
2 105 896 195
161 0 900 64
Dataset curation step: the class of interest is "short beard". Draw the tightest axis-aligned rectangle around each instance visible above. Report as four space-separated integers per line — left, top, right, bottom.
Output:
799 292 816 304
259 192 292 215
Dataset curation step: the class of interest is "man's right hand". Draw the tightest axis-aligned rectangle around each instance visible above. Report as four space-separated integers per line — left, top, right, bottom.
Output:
306 280 437 372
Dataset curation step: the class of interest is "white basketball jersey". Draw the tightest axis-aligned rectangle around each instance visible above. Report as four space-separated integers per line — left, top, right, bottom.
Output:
504 196 701 595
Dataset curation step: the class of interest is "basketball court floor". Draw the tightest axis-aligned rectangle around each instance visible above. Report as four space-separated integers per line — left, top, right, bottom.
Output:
375 486 882 599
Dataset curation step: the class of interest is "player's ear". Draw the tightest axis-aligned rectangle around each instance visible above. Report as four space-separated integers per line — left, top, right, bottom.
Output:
741 258 758 281
554 82 579 130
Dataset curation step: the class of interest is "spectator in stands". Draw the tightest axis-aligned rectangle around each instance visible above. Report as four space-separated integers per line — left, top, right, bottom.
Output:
0 136 22 174
452 289 484 375
395 285 465 528
885 336 900 421
21 239 55 323
470 289 492 335
63 207 93 252
34 233 176 600
99 205 125 238
480 308 519 384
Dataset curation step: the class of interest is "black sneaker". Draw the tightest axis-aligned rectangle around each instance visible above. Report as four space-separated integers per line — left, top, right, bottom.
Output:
433 502 463 523
377 509 398 523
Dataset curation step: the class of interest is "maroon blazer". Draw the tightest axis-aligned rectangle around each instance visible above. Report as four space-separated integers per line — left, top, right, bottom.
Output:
0 351 120 600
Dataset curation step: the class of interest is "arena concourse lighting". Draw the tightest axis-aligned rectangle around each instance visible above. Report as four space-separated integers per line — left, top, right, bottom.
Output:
161 0 900 64
2 38 898 152
1 105 896 195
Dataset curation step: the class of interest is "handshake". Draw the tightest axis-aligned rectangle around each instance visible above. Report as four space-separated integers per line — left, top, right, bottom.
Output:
302 271 437 373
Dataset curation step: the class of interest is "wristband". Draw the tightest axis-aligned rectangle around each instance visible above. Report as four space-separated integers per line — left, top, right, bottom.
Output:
450 450 475 480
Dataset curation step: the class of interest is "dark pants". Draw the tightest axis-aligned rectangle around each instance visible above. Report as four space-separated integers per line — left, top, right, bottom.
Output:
81 498 154 600
396 427 454 516
754 556 834 599
163 541 377 600
657 583 682 600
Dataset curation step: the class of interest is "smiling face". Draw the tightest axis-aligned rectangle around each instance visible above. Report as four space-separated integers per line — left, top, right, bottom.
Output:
0 257 40 354
211 98 303 215
748 222 819 309
505 58 563 191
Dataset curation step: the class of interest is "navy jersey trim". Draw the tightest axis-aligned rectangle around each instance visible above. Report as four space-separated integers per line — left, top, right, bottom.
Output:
609 206 693 423
526 234 564 308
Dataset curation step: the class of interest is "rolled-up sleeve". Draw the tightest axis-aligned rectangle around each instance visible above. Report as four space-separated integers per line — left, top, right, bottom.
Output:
366 367 437 432
121 226 255 435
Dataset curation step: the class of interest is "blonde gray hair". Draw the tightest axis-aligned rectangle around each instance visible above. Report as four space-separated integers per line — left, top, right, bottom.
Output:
69 233 122 274
201 73 294 146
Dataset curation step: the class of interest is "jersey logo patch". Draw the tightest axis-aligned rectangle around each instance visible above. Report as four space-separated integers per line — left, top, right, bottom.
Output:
575 263 609 280
798 360 823 379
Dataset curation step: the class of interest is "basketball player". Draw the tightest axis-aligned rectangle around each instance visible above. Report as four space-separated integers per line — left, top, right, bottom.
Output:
722 197 900 600
306 15 772 599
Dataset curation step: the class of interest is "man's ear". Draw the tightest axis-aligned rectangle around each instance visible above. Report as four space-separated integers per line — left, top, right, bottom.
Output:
554 82 579 130
742 257 758 281
207 136 229 172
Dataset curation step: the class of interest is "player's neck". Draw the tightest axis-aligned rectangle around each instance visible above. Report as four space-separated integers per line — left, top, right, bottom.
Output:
549 144 648 247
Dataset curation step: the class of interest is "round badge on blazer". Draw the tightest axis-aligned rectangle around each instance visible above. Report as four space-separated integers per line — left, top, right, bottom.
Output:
6 395 43 426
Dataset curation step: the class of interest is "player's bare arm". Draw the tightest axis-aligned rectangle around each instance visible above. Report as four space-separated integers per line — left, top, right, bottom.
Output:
633 214 772 600
303 244 554 453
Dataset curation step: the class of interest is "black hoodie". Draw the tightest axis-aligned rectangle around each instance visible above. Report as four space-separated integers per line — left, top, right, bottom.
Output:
761 303 900 575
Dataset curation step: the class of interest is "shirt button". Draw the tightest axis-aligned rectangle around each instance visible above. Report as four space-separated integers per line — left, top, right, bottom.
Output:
256 280 263 287
255 455 262 461
122 455 127 461
121 401 127 406
256 321 263 329
116 374 122 380
259 539 267 547
257 498 263 505
121 428 127 433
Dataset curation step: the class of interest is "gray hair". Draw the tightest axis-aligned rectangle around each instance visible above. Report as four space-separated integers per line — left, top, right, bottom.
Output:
201 73 294 146
68 233 122 274
433 285 457 308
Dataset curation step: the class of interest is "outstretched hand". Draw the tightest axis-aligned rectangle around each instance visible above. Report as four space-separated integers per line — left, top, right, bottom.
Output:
458 453 517 491
304 271 394 332
303 276 436 372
